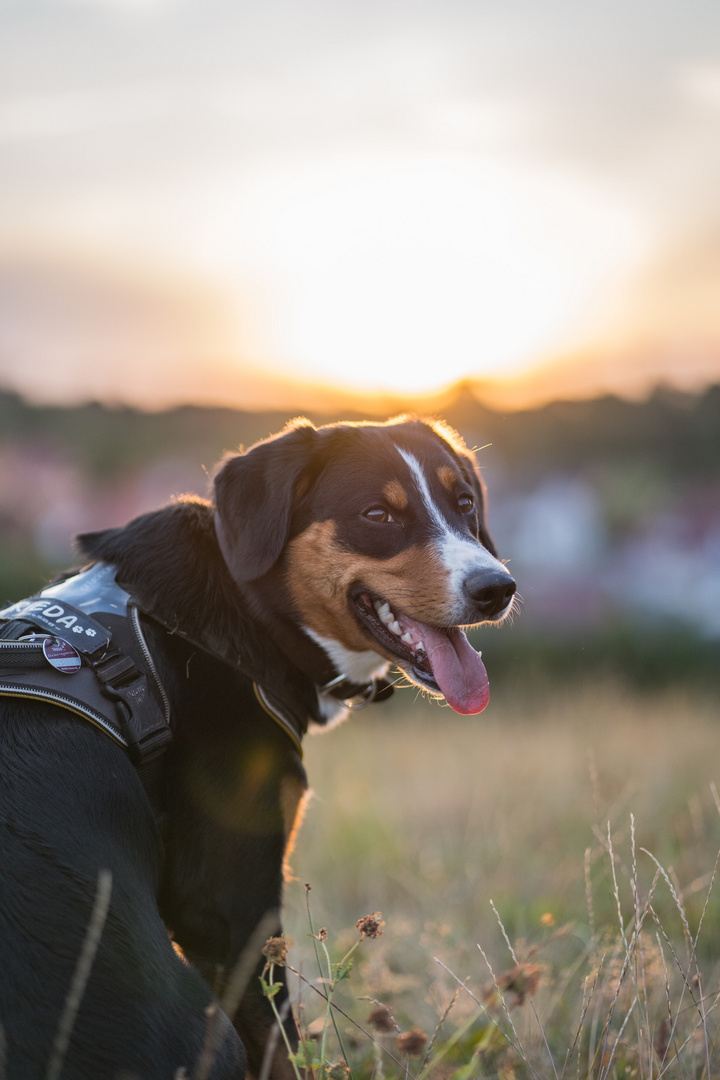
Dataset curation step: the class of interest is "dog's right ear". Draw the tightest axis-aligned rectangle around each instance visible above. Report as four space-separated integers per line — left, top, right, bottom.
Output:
214 419 319 583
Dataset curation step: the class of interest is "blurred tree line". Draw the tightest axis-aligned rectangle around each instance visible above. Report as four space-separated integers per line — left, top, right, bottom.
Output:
2 380 719 481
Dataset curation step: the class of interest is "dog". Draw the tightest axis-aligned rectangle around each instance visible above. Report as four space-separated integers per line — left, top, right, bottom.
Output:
0 416 515 1079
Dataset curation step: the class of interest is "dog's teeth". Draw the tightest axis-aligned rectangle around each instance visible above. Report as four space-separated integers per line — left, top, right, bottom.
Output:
371 598 405 636
417 640 425 653
373 600 391 621
401 632 414 645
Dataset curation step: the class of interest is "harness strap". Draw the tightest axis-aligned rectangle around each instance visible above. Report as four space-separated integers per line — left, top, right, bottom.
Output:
89 641 171 782
0 669 128 748
0 565 172 812
253 683 304 757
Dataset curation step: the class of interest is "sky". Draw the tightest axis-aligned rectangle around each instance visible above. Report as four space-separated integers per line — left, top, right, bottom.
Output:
1 0 720 412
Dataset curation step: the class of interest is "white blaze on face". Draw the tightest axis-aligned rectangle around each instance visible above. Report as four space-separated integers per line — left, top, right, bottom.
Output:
397 449 509 623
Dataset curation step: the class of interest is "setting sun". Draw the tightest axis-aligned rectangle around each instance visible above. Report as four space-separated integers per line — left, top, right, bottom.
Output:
229 153 643 396
2 2 720 412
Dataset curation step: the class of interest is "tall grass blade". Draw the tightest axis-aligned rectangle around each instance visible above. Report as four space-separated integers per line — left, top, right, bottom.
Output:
45 868 112 1080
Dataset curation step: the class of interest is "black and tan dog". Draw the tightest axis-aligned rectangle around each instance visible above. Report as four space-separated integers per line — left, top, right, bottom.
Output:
0 416 515 1079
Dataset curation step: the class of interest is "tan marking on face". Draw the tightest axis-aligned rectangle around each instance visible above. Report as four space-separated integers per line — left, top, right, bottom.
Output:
280 775 311 882
382 479 409 510
437 465 457 492
285 520 456 656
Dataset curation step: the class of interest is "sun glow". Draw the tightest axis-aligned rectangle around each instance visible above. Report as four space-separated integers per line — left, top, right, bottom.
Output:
230 153 642 396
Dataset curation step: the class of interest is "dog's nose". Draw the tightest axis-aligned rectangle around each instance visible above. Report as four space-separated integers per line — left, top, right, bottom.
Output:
464 568 516 619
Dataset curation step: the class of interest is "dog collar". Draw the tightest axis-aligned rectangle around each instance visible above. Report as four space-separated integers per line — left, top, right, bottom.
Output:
318 672 395 710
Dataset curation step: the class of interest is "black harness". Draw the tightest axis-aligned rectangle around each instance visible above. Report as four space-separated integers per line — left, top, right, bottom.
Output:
0 564 173 806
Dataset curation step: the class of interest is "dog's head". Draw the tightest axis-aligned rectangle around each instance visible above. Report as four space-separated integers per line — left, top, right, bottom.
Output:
214 417 515 715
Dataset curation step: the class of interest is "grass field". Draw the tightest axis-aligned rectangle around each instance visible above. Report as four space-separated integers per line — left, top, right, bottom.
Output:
278 680 720 1078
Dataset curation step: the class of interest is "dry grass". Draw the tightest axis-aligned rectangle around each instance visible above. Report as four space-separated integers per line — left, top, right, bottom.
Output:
279 681 720 1078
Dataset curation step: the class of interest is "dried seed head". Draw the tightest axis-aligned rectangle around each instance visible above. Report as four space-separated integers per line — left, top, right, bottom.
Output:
356 912 385 939
367 1004 397 1033
314 927 328 941
496 962 542 1006
325 1059 350 1080
261 936 288 966
395 1028 428 1057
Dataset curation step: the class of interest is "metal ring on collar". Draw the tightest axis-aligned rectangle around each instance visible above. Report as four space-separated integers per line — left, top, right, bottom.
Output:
318 671 377 708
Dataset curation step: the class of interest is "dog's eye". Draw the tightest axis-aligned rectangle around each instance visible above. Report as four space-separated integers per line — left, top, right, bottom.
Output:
363 507 396 524
457 494 475 514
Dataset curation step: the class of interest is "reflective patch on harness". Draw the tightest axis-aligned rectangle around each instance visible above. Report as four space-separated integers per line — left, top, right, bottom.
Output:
0 597 110 653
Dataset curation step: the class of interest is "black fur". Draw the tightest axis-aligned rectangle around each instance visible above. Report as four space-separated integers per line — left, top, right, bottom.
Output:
0 697 247 1078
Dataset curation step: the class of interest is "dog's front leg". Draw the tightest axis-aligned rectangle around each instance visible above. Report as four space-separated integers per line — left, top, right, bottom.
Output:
168 850 301 1079
184 928 300 1080
162 753 310 1080
204 950 301 1080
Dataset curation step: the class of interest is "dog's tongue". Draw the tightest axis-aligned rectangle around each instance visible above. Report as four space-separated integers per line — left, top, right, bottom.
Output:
421 624 490 714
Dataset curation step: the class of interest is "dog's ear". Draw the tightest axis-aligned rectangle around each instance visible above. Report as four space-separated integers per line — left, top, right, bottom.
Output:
214 419 319 583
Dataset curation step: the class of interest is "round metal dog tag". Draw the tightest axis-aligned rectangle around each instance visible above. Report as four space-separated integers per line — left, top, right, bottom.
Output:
43 636 82 674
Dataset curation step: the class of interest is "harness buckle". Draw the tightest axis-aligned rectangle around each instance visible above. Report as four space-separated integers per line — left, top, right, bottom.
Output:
89 645 171 767
319 673 395 710
93 650 137 688
129 723 173 765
